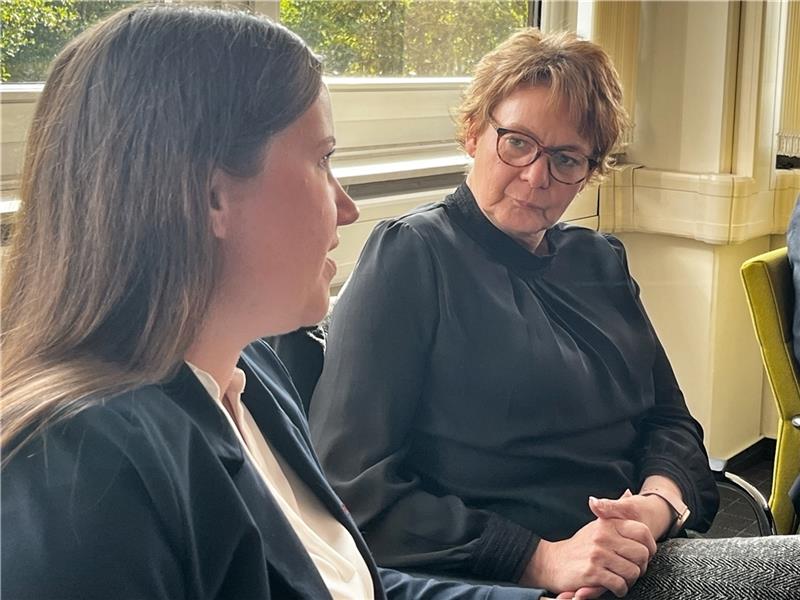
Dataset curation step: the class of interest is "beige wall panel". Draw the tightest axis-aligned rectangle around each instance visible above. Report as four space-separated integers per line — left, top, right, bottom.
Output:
630 169 733 244
0 101 34 141
617 232 771 458
729 188 779 243
677 1 734 173
1 141 26 189
707 236 771 458
328 84 463 152
630 1 734 174
0 95 37 189
560 183 598 222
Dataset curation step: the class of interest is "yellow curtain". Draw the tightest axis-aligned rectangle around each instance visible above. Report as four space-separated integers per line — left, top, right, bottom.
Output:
779 0 800 157
591 0 641 146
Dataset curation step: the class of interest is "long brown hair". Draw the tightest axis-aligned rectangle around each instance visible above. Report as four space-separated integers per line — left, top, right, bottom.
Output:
1 5 322 457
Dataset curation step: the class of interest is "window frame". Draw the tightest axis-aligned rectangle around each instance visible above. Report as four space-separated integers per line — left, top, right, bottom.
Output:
0 0 547 195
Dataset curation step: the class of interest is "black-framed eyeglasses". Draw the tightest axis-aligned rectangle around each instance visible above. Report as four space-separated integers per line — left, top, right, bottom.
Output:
490 121 597 185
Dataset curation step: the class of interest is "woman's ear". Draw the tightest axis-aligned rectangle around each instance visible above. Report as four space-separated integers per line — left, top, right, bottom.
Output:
209 169 233 240
464 122 479 158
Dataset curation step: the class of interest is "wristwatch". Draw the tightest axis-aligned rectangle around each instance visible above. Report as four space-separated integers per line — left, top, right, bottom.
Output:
640 488 691 538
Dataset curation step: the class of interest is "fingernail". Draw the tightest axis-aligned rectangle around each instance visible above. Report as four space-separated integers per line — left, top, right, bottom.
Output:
589 496 606 509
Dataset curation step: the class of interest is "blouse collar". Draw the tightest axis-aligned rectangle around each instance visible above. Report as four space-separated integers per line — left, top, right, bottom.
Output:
444 182 560 272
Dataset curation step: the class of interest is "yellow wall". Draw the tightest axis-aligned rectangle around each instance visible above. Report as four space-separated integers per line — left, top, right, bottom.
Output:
603 1 798 457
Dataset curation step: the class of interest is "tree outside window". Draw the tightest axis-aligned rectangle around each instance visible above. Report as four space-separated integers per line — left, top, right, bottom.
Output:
1 1 138 82
1 0 529 82
281 0 529 77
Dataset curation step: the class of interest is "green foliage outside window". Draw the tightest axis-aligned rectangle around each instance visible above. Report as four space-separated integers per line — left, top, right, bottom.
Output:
0 0 528 82
280 0 529 76
1 0 136 82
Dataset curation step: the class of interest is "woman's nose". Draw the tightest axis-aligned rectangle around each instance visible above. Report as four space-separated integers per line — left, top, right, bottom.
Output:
335 181 359 226
519 153 551 189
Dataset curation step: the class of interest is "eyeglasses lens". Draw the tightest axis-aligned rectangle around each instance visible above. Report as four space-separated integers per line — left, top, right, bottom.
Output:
497 133 589 184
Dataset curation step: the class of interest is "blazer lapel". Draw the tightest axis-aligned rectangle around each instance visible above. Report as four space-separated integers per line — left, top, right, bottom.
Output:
239 347 346 519
163 362 335 598
160 364 245 473
239 342 387 600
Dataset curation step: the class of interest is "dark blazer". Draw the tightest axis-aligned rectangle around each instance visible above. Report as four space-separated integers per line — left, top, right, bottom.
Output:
1 340 538 600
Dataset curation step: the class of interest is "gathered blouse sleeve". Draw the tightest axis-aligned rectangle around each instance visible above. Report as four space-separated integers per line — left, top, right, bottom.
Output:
310 218 541 583
606 236 719 531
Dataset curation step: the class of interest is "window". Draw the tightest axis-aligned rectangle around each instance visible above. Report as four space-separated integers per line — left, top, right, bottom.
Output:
1 1 138 82
1 0 534 82
0 0 542 201
282 0 530 77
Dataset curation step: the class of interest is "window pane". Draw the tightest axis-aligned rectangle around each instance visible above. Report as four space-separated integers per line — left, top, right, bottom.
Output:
1 1 138 83
1 0 530 82
280 0 529 77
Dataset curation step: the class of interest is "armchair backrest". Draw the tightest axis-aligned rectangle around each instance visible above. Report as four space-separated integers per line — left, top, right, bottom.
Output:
740 247 800 422
741 246 800 534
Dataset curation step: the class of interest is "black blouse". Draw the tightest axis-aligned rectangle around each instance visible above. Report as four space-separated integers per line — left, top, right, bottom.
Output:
309 183 719 583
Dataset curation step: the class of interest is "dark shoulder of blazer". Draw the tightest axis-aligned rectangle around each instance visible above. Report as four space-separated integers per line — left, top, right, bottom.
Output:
1 360 332 600
2 344 539 600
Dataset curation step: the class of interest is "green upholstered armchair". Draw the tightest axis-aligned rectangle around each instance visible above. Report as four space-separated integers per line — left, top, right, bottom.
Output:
741 247 800 534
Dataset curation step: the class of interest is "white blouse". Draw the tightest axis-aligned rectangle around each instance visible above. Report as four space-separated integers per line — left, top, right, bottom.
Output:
186 362 374 600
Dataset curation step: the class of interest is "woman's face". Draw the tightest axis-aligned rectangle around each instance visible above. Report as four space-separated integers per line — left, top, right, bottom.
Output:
211 86 358 338
465 85 591 253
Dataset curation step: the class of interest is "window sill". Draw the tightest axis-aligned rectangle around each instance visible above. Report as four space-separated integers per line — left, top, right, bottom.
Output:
333 145 468 186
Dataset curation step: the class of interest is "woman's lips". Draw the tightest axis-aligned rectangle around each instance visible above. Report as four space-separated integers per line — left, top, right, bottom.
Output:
324 256 337 277
509 195 541 210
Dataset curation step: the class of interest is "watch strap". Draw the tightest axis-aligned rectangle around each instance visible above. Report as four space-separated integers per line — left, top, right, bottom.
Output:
640 489 691 538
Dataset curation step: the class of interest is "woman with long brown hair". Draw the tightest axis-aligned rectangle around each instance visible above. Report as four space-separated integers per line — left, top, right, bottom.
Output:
0 6 542 599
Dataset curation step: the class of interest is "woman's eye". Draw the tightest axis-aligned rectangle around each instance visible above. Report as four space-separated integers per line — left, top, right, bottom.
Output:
507 136 529 150
554 152 580 167
321 149 336 168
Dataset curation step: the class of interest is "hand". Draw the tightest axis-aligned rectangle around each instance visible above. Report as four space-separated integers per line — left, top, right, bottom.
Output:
556 489 667 599
589 475 684 542
518 513 656 598
555 589 605 599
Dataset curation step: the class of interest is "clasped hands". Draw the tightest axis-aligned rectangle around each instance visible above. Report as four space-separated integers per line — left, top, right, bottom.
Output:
521 486 677 600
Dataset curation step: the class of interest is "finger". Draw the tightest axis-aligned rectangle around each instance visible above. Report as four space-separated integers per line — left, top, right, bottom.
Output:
613 518 658 557
573 586 607 599
612 535 652 575
556 593 575 599
591 568 628 598
588 496 607 519
600 545 642 588
585 517 649 569
589 496 638 521
620 488 633 499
